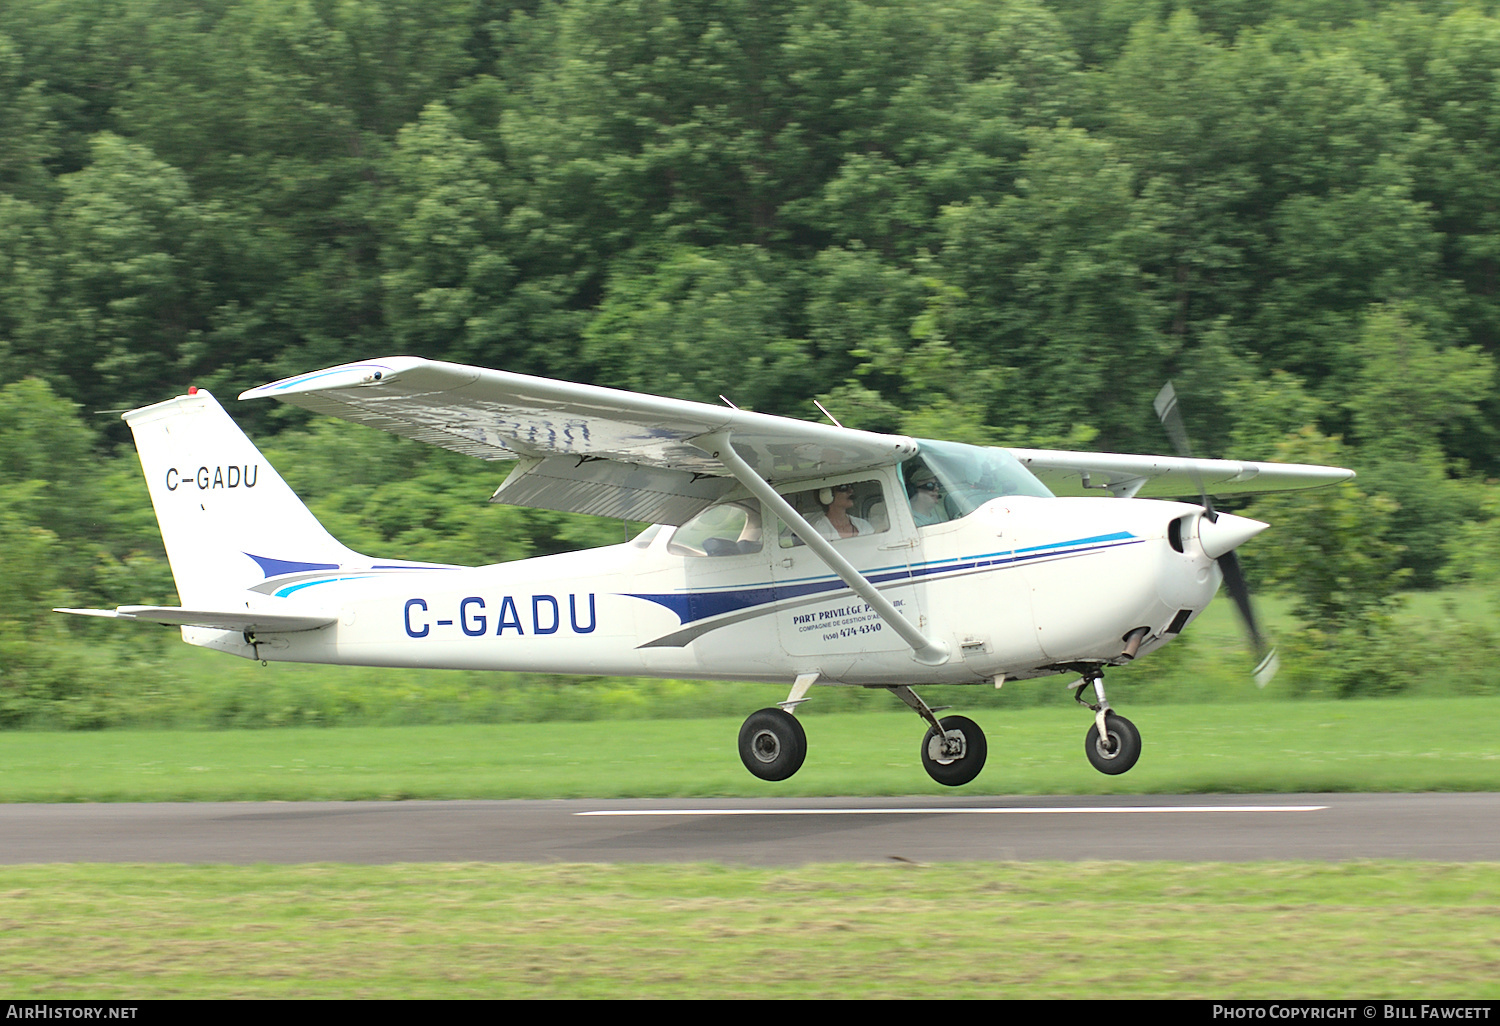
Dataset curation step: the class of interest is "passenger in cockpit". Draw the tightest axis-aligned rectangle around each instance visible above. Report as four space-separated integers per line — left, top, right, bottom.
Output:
807 484 874 539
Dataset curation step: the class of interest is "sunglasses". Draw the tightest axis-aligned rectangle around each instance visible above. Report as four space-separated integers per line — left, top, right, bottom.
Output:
916 481 941 492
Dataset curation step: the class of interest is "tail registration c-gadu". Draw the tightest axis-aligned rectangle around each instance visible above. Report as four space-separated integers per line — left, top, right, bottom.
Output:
60 359 1352 785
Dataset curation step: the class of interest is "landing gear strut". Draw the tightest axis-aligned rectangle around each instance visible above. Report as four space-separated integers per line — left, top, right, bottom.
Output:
890 686 987 786
1072 669 1141 775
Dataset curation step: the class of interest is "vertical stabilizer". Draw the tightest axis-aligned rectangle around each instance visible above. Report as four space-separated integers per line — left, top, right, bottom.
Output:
125 390 365 607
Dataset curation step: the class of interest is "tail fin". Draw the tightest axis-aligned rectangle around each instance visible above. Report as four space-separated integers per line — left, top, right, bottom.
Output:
125 390 366 608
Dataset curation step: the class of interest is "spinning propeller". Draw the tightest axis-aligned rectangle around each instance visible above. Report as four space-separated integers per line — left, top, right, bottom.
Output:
1153 382 1280 686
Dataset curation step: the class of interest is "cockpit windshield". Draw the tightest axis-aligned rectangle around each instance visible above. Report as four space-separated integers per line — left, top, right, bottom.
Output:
904 439 1053 524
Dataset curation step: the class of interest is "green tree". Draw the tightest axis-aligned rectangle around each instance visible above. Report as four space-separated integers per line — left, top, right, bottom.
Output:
1095 9 1261 358
48 134 215 414
581 244 813 413
1247 427 1409 695
380 103 519 366
937 125 1164 449
0 30 54 200
0 195 59 386
0 377 172 627
1339 304 1492 586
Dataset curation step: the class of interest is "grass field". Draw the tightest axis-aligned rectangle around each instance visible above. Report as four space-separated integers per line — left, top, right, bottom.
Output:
2 861 1498 998
3 695 1498 801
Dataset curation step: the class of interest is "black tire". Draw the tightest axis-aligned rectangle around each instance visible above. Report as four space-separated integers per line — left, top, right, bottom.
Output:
1085 712 1141 775
738 708 808 781
920 715 987 787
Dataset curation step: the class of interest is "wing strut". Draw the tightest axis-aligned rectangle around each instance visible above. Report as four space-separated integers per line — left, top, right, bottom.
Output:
704 433 950 666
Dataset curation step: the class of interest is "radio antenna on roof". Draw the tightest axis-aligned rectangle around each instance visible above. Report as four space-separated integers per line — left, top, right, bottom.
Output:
813 399 844 428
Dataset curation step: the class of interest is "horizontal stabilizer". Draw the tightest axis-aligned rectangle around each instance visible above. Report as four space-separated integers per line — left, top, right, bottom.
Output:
55 606 337 633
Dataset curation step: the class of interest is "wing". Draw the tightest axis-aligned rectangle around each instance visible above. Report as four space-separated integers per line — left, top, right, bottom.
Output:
1006 448 1354 499
241 357 917 525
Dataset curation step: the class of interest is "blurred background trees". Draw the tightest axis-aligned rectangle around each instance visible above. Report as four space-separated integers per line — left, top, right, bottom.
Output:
3 0 1500 710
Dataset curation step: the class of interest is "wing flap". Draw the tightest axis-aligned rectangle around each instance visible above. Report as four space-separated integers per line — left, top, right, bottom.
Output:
490 456 737 526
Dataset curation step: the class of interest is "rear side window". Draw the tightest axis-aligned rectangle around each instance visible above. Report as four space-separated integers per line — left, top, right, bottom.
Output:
666 500 763 557
777 479 888 546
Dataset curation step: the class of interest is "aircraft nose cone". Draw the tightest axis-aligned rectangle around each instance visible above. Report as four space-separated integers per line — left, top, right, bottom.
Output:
1197 511 1268 559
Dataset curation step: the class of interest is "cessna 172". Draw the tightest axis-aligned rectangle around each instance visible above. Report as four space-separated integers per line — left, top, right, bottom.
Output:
61 358 1352 785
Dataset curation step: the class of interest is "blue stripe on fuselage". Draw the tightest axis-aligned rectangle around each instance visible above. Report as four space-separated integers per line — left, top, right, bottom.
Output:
626 531 1139 625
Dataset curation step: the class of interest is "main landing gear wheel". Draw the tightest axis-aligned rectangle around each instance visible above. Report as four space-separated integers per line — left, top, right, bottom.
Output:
738 708 808 781
920 715 987 787
1085 712 1141 775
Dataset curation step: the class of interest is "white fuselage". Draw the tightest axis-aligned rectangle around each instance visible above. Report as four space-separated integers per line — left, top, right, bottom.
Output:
192 494 1223 687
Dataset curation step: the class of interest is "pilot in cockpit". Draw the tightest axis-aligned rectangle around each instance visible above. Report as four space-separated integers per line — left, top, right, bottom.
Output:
908 465 949 527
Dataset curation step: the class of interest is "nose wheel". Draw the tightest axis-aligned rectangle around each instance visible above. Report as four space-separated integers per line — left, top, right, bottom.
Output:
1085 711 1141 774
1073 669 1142 775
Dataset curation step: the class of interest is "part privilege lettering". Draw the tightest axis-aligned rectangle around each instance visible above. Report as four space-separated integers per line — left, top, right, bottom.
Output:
1214 1009 1492 1020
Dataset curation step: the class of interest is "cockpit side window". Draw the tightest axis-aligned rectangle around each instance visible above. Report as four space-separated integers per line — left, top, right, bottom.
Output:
666 500 763 557
906 439 1053 524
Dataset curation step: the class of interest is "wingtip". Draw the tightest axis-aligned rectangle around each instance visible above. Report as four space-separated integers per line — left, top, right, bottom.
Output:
54 606 123 619
238 358 423 401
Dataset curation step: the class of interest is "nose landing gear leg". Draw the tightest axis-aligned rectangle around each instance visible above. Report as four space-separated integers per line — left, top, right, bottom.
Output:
1071 669 1141 775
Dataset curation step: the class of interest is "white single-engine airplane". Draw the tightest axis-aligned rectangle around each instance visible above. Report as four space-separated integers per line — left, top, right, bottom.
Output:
61 358 1352 785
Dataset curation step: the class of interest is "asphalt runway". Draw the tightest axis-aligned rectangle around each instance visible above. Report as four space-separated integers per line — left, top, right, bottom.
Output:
1 793 1497 864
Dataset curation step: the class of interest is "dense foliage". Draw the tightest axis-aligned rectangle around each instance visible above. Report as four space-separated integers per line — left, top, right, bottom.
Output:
3 0 1500 723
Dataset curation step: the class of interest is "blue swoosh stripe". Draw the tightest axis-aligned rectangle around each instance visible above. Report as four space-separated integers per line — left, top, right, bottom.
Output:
263 363 394 391
274 575 377 597
628 532 1140 624
245 553 340 578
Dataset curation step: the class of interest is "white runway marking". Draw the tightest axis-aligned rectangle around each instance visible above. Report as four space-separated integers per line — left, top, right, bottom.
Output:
577 804 1328 817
